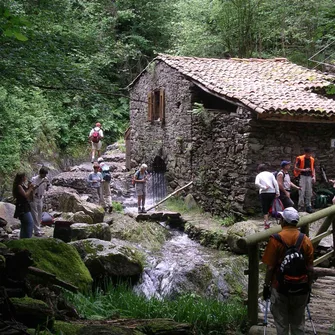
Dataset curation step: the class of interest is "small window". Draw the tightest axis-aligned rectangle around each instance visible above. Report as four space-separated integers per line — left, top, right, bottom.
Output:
148 89 165 124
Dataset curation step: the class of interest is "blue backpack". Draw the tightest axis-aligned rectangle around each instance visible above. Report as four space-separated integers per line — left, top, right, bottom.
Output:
101 165 111 182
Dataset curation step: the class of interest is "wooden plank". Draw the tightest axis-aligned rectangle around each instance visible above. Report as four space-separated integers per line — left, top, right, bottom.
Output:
313 250 335 266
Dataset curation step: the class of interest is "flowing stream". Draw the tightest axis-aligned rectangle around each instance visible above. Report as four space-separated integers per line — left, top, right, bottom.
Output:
134 228 247 301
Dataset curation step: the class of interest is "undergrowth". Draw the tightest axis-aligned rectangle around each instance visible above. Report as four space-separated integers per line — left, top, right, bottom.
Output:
65 282 247 334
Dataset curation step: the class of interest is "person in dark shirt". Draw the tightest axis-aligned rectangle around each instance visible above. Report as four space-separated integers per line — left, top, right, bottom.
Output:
13 172 35 238
294 148 315 213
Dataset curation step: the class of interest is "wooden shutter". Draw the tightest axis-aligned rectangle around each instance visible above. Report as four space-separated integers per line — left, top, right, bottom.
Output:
159 88 165 125
147 92 153 121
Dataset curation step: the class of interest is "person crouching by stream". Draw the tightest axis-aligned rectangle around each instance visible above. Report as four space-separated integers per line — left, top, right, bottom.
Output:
255 163 280 229
134 164 149 213
13 172 35 238
87 162 104 206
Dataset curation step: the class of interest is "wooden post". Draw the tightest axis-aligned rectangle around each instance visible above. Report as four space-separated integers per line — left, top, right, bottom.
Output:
248 243 259 326
332 219 335 259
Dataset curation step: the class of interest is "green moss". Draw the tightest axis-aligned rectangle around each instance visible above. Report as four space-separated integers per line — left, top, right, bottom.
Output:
11 296 49 309
53 320 85 334
6 238 92 292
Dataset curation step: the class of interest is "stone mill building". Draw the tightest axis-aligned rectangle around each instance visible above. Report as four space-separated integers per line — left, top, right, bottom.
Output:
127 54 335 216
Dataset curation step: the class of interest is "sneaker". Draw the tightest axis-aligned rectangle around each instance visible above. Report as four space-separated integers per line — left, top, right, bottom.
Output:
141 207 147 213
108 206 113 213
264 221 270 230
306 206 314 214
34 232 44 237
138 207 141 213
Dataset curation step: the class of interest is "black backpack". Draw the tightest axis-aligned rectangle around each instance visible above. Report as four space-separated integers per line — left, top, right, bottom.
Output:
272 232 309 295
101 165 111 182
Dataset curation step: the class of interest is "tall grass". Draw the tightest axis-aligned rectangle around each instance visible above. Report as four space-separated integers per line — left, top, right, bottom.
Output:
65 283 247 334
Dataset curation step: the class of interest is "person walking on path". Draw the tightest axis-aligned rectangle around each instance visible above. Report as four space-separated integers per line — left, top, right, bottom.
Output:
277 161 301 209
262 207 314 335
30 167 50 237
89 122 104 163
134 164 149 213
255 163 280 229
294 148 316 213
13 172 35 239
97 157 113 213
87 162 104 205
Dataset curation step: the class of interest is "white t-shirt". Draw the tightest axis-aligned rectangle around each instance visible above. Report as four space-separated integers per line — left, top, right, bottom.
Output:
31 175 50 198
255 171 279 194
277 171 291 190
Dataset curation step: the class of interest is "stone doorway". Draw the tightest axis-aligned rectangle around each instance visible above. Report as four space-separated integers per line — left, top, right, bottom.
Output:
150 156 167 204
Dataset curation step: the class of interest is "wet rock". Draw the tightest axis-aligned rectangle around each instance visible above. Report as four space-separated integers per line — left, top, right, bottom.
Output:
71 223 111 241
52 171 91 194
70 238 144 280
61 211 94 224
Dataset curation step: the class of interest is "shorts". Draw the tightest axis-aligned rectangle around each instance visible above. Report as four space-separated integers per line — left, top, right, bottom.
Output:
91 141 102 150
135 182 147 196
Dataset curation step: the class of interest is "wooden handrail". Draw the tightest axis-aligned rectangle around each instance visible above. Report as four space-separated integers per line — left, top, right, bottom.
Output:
243 206 335 328
238 205 335 249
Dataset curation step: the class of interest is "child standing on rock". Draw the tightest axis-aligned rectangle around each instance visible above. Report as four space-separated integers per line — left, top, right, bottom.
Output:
87 162 104 205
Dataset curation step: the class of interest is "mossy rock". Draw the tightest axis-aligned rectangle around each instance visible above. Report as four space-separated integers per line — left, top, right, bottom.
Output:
53 320 85 334
10 296 54 329
79 325 145 335
6 238 92 291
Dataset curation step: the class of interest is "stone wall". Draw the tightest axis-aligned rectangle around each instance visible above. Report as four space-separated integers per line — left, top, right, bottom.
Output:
130 61 193 188
191 106 252 217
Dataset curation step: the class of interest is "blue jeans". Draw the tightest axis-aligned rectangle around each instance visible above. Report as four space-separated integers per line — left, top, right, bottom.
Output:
19 211 34 238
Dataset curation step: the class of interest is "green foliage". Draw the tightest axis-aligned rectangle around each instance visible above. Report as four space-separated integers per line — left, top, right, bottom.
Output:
65 282 247 334
162 196 203 214
112 201 124 213
215 215 236 227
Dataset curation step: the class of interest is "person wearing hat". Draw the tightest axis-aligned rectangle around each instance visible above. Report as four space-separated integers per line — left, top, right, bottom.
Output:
262 207 314 335
97 157 113 213
277 160 301 209
294 148 316 213
89 122 104 163
87 162 104 205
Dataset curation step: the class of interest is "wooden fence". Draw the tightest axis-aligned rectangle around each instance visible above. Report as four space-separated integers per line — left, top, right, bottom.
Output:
237 206 335 326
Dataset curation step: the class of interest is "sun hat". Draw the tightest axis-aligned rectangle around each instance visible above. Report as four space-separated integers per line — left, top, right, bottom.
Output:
278 207 300 225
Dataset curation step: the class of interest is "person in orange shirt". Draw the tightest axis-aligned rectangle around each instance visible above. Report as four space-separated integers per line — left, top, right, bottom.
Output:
262 207 314 335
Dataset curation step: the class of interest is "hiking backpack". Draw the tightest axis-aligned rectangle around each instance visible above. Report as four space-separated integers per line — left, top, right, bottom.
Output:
131 170 140 186
91 128 101 143
101 165 111 182
270 198 284 218
272 232 309 295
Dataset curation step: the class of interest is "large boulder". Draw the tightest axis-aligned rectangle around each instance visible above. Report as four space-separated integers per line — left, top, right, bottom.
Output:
0 201 21 230
71 223 111 241
70 238 144 280
51 171 91 194
6 238 92 291
44 186 104 223
61 211 94 224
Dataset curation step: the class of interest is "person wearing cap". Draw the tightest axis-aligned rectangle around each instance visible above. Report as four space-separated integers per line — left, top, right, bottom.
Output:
97 157 113 213
262 207 314 335
277 160 301 209
255 163 280 229
87 162 104 205
30 167 50 237
134 164 149 213
294 148 315 213
89 122 104 163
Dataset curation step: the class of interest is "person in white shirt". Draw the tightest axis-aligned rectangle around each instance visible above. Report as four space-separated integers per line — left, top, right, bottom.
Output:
89 122 104 163
30 167 50 237
255 164 280 229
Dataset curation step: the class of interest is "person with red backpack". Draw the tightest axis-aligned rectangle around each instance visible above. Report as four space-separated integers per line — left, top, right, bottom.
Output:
262 207 314 335
89 122 104 163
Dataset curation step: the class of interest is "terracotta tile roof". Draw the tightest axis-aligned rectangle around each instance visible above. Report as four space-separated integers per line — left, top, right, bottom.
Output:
156 54 335 117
